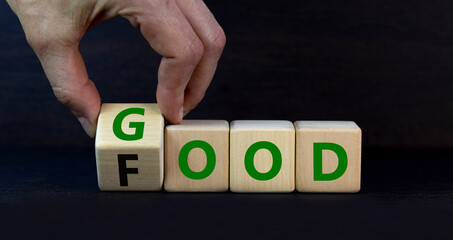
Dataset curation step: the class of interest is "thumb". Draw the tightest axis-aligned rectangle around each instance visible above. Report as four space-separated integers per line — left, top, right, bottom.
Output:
36 43 101 138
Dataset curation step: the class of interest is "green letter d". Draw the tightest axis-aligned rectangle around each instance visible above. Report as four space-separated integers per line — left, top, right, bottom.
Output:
113 108 145 141
313 142 348 181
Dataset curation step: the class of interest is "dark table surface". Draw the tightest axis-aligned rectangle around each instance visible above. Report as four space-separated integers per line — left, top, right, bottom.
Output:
0 146 451 239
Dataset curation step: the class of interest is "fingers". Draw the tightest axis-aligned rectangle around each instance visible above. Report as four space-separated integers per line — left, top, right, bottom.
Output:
120 0 225 124
8 0 107 138
124 0 204 124
176 0 226 115
34 43 101 138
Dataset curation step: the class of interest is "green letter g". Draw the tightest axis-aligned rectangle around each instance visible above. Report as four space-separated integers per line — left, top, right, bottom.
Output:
113 108 145 141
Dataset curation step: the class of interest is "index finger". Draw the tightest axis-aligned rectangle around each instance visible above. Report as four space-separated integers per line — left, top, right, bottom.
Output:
121 1 204 124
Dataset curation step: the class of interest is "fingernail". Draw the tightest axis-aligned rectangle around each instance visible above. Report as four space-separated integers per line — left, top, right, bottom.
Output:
178 106 184 123
78 117 96 138
183 109 191 117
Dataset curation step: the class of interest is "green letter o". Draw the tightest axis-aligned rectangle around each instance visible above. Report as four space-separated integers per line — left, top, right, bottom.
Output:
179 140 216 180
244 141 282 181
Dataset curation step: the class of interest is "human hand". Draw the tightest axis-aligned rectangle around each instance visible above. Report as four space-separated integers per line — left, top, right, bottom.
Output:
6 0 226 137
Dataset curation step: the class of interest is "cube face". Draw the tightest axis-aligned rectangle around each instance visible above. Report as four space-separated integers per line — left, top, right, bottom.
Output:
230 120 295 193
295 121 361 193
164 120 229 192
95 103 164 191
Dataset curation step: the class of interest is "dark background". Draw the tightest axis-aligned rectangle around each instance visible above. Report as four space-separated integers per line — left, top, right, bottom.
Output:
1 0 452 239
3 0 453 149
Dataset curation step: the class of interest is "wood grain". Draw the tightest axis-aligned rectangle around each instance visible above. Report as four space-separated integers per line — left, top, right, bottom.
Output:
95 103 164 191
230 120 295 193
295 121 361 193
164 120 229 192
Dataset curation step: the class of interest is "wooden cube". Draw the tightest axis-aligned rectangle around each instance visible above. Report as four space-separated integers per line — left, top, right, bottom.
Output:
295 121 361 193
95 103 164 191
230 120 295 193
164 120 229 192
